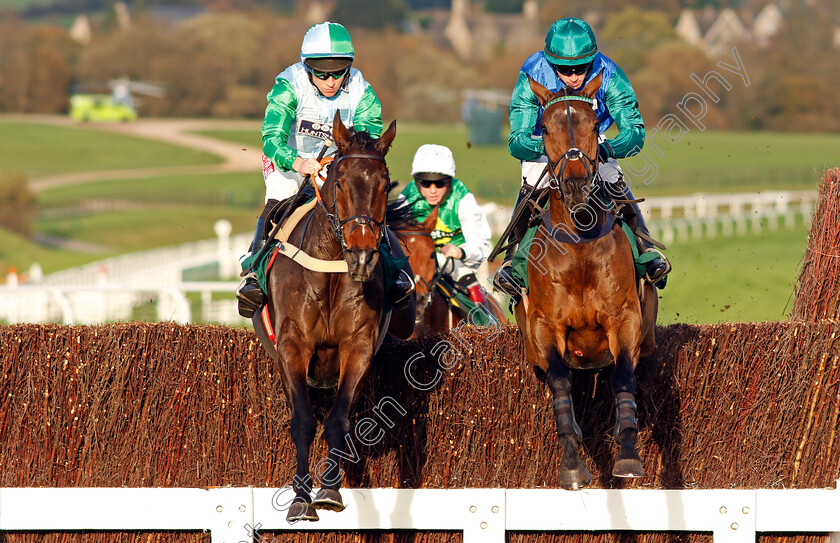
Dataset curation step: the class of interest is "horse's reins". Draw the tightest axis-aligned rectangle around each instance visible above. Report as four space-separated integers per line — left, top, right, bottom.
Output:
317 152 388 253
414 256 455 325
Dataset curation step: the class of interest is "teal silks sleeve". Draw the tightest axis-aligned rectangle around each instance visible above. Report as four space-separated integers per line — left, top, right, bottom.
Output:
602 67 645 159
508 71 545 161
261 78 299 171
353 85 384 138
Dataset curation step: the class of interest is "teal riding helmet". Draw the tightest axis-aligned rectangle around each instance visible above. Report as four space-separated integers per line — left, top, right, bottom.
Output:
544 18 598 66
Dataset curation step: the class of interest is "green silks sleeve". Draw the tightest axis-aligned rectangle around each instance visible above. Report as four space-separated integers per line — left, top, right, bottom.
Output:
261 78 299 172
508 71 545 161
353 85 383 138
602 67 645 159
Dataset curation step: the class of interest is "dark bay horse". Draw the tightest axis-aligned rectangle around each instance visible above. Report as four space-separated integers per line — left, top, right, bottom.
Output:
251 113 415 521
515 74 657 489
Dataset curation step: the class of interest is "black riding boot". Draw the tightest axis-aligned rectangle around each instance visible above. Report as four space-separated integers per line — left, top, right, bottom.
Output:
493 187 530 301
385 228 415 307
236 209 271 318
619 186 670 285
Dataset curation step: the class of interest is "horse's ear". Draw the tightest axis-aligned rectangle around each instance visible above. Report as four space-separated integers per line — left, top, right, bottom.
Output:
579 72 603 100
422 205 440 232
333 111 352 153
375 120 397 156
527 75 555 107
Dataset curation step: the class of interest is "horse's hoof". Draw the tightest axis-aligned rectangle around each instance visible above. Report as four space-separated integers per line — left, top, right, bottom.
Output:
613 458 645 478
286 501 319 523
312 488 346 512
559 466 592 490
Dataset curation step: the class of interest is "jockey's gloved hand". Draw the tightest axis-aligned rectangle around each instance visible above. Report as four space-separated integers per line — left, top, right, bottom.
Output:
597 142 612 164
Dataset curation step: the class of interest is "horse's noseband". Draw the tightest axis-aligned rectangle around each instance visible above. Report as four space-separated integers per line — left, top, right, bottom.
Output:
327 152 388 252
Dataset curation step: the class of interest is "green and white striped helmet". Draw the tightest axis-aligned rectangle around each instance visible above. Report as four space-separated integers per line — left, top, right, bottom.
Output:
300 22 354 65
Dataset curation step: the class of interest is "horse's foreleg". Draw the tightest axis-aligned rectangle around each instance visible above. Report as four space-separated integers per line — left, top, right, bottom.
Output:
277 340 319 522
313 338 375 512
609 339 644 479
538 324 591 490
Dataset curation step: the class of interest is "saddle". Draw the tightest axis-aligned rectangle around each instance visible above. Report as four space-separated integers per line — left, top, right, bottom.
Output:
263 185 317 239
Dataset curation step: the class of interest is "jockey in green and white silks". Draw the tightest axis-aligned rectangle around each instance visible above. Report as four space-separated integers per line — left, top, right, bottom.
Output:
261 24 382 202
237 22 415 319
396 144 492 304
494 17 669 301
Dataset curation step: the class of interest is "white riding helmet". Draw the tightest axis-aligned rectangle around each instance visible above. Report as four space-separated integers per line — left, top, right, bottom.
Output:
411 144 456 180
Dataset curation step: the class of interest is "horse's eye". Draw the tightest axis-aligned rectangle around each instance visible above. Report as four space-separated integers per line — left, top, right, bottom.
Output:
541 124 549 135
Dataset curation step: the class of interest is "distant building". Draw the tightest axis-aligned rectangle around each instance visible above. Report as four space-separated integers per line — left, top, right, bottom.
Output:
115 1 131 30
425 0 540 61
69 14 92 45
675 4 784 56
302 0 333 25
752 3 784 48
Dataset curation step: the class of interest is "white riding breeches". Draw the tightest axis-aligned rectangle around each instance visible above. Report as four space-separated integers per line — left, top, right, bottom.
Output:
262 154 326 203
519 156 624 189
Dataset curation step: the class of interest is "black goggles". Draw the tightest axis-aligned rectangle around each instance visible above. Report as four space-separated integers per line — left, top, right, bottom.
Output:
554 62 592 77
310 67 350 80
416 178 450 189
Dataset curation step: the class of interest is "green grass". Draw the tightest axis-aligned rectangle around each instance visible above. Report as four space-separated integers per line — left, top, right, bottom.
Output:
37 171 263 209
0 121 222 177
4 170 261 276
197 124 840 202
656 225 807 324
0 228 103 277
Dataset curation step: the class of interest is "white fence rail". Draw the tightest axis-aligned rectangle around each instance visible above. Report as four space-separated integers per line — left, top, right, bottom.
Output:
481 190 817 243
0 281 241 325
1 485 839 542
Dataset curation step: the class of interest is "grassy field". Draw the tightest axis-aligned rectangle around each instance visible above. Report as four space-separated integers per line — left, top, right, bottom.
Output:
0 121 221 177
0 120 826 324
656 226 807 324
196 124 839 202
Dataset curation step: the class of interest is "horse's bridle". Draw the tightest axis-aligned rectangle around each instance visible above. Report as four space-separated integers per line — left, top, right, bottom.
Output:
322 152 389 252
543 95 599 198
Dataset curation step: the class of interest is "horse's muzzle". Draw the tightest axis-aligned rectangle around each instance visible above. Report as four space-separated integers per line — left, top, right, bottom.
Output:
345 248 379 282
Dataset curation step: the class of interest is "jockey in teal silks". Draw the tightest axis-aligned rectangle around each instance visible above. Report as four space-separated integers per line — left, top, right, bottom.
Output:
236 21 413 318
397 144 492 305
493 17 670 300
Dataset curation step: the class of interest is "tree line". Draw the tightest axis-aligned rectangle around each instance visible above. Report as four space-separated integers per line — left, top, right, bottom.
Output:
1 3 838 133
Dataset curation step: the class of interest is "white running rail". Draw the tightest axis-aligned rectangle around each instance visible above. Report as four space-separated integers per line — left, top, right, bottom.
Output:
1 485 839 543
0 281 241 325
481 190 817 243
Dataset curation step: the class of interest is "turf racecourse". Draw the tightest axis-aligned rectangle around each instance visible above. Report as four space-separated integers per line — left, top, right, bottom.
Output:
1 118 832 324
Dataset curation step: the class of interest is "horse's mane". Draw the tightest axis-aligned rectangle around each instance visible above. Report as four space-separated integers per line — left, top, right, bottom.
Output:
385 198 423 233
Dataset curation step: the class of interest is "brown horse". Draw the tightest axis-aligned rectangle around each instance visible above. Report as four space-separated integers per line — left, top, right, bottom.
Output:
251 113 415 521
515 74 657 489
396 205 508 336
394 206 454 336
